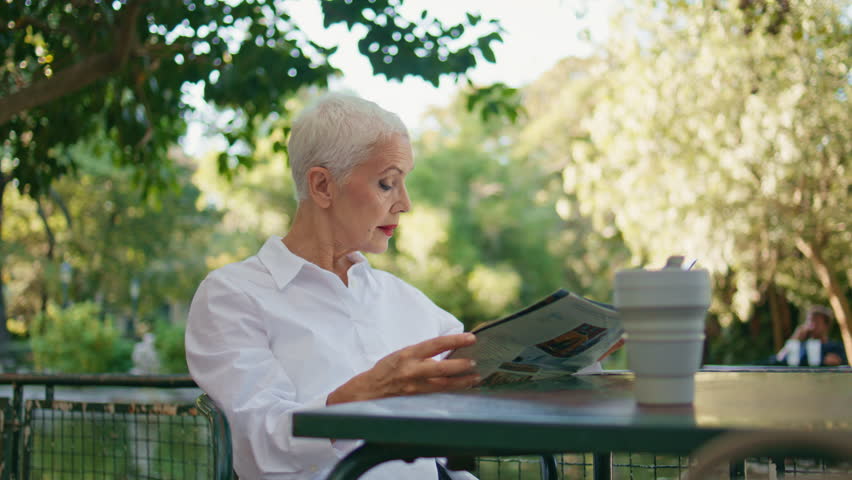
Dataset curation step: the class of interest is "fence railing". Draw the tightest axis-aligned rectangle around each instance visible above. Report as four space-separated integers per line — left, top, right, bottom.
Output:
0 373 227 480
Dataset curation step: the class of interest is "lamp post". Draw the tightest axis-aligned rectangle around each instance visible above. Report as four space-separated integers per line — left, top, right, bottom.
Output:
59 262 72 308
129 277 140 338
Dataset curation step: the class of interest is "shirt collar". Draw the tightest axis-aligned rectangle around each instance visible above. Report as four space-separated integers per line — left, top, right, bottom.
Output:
257 236 371 290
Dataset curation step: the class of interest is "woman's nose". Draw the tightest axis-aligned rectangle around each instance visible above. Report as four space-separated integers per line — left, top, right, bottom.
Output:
396 184 411 213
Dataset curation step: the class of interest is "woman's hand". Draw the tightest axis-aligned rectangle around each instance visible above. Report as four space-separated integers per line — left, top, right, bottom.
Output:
327 333 479 405
791 322 814 341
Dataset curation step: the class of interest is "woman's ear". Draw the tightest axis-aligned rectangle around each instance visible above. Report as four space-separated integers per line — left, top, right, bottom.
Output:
307 166 334 208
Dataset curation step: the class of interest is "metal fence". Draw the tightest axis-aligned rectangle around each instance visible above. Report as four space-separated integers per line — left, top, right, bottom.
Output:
473 453 852 479
2 374 851 480
475 454 692 480
25 400 212 480
0 374 228 480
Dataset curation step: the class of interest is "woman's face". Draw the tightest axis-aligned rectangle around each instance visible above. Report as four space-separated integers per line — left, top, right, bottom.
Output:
331 135 413 254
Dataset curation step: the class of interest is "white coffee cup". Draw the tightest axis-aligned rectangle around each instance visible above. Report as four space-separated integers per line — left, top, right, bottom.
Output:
805 338 822 367
783 339 801 366
615 264 711 405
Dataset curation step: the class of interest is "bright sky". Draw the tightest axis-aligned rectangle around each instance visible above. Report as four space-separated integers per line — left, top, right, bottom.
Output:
184 0 617 154
289 0 617 129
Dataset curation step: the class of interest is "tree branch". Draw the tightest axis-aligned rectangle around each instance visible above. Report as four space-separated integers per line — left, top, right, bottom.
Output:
0 0 144 126
114 0 143 68
0 53 115 125
36 197 56 260
49 187 72 229
132 64 155 150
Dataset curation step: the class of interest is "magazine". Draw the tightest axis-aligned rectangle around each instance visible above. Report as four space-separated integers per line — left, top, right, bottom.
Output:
447 289 623 386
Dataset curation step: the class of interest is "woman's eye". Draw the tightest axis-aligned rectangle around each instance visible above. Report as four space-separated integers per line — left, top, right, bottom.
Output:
379 181 392 191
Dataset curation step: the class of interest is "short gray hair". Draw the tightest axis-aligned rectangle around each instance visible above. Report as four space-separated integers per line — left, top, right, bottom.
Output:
288 92 409 202
807 305 834 324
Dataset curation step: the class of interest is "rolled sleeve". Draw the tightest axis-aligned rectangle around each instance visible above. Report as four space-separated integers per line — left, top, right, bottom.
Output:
185 274 339 477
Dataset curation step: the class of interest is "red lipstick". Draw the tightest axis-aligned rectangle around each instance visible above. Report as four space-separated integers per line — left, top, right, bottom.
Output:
377 225 397 237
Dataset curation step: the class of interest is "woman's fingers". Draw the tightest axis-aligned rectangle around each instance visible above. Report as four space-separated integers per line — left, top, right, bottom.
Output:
411 358 477 379
406 333 476 359
425 373 481 391
331 334 480 404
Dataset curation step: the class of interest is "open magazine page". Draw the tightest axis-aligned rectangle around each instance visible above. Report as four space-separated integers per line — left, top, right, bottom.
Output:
448 290 623 386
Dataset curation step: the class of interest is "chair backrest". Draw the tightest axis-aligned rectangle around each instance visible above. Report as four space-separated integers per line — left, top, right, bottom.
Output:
196 394 236 480
686 431 852 480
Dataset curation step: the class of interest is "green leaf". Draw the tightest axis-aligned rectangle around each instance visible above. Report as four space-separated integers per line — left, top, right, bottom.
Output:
479 43 496 63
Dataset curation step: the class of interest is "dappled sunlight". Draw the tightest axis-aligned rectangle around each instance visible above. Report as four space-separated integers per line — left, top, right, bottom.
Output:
520 1 850 363
378 207 469 311
467 264 521 318
205 249 253 272
6 317 27 336
396 206 449 263
1 0 848 371
193 149 295 239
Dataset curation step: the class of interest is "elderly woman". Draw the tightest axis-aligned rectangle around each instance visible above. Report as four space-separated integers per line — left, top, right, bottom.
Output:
185 93 481 480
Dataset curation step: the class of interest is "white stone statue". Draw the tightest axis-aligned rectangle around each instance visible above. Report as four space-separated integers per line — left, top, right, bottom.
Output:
131 333 161 375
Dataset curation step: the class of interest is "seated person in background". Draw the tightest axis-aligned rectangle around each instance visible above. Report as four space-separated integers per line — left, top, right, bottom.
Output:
185 93 480 480
775 306 847 367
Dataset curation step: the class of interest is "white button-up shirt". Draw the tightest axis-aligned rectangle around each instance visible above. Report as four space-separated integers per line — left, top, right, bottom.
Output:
186 236 473 480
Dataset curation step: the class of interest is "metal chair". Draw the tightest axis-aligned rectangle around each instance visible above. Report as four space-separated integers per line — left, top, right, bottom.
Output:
196 394 237 480
685 431 852 479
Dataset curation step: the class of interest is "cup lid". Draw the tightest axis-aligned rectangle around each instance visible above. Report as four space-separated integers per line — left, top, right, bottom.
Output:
614 267 711 308
615 268 710 289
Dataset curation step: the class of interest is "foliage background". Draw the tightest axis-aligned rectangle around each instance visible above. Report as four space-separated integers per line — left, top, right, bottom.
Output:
2 0 849 372
30 302 133 373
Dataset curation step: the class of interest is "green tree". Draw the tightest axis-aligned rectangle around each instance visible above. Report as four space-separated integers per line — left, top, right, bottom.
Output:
564 0 851 361
0 0 502 189
0 0 505 340
30 301 133 373
515 56 633 299
5 133 220 338
369 94 628 328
